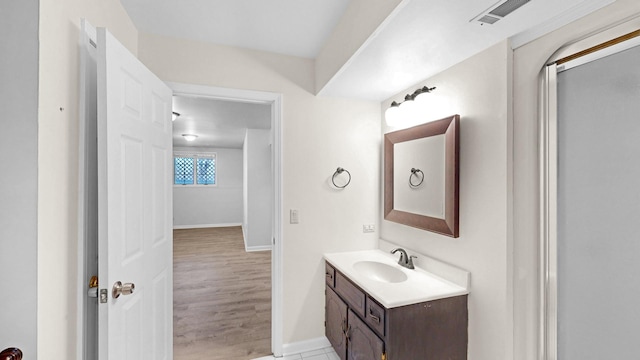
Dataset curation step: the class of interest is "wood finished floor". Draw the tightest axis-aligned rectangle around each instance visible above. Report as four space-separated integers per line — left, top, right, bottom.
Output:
174 227 271 360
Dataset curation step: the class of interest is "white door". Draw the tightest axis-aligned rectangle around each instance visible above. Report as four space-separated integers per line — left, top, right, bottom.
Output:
97 27 173 360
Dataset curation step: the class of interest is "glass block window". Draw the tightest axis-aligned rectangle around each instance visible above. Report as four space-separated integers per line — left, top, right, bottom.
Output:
174 152 216 186
196 157 215 185
174 157 194 185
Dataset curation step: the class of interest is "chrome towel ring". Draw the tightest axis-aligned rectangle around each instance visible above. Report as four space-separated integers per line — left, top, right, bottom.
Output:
332 167 351 188
409 168 424 187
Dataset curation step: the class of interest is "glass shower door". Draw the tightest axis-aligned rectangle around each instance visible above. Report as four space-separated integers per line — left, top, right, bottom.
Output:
556 42 640 359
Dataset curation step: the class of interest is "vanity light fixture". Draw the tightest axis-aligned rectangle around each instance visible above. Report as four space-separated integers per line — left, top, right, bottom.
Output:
182 134 198 141
172 111 180 121
385 86 436 126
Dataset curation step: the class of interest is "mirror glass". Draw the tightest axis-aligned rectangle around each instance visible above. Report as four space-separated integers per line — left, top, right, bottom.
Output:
384 114 459 237
393 134 445 218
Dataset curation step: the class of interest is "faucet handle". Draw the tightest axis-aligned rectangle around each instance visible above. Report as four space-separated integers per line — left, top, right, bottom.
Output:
407 255 417 269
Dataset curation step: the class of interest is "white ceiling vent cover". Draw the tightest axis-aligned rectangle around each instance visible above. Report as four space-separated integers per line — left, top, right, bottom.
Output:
472 0 531 25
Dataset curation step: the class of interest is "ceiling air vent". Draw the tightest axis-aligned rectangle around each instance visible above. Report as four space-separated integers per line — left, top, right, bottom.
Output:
478 15 500 25
472 0 531 25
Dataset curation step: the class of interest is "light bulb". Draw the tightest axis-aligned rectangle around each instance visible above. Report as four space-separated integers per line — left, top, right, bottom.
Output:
182 134 198 141
385 103 402 127
399 98 418 123
413 90 430 107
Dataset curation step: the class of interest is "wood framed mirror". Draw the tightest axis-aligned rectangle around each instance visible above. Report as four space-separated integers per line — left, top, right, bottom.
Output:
384 114 460 237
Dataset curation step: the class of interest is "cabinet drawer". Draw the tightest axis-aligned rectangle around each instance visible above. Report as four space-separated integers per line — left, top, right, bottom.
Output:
365 296 386 337
335 272 366 317
325 263 336 288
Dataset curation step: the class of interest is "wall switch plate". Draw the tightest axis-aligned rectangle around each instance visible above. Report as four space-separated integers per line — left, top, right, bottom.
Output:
290 209 299 224
363 224 375 233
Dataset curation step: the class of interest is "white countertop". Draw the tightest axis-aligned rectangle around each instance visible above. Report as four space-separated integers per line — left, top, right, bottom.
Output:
324 249 469 308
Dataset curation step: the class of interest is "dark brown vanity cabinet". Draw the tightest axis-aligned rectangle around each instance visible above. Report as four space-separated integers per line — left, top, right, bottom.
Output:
326 286 348 358
325 262 468 360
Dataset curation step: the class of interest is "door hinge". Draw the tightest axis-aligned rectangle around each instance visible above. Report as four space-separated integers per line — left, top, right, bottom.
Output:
88 275 99 298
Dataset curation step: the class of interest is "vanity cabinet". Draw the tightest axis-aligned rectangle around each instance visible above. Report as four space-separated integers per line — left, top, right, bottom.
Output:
325 286 347 357
325 262 468 360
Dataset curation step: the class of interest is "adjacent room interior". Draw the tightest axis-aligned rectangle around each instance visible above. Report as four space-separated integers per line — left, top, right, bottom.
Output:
171 95 273 360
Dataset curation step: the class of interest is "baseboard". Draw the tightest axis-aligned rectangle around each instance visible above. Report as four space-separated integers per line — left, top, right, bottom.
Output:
282 336 331 356
242 225 248 250
241 225 272 252
245 244 272 252
173 223 241 230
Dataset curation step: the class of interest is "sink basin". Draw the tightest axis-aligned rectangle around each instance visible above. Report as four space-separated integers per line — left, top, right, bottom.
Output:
353 261 408 283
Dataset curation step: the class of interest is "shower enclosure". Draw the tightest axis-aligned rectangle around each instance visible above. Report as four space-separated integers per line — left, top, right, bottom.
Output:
541 29 640 359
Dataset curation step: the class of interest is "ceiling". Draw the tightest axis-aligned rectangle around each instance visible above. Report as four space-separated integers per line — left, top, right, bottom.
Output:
320 0 615 100
121 0 615 101
123 0 614 144
172 95 270 149
119 0 350 59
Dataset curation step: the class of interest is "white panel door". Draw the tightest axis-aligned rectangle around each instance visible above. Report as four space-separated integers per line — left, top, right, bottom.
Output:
97 27 173 360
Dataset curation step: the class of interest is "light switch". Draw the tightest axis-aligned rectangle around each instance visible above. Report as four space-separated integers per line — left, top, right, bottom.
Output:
290 209 299 224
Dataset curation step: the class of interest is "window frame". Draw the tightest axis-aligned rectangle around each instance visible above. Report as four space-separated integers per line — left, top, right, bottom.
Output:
173 151 217 187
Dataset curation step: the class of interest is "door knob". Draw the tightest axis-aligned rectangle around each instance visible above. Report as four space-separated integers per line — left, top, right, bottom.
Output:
112 281 135 299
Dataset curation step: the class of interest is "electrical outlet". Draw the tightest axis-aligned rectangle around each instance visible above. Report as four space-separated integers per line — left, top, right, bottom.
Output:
363 224 375 233
290 209 299 224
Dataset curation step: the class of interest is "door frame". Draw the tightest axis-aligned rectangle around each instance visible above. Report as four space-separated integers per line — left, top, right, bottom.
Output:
539 19 640 360
77 19 99 360
168 82 284 357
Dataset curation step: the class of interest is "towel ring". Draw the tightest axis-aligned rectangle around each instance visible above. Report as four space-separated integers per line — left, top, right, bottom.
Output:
332 167 351 188
409 168 424 187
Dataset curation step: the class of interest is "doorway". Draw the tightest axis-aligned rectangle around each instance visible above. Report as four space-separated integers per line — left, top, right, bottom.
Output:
169 82 283 358
170 89 279 359
541 29 640 359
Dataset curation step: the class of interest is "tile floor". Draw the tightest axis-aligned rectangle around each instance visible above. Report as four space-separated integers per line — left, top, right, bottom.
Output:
252 346 339 360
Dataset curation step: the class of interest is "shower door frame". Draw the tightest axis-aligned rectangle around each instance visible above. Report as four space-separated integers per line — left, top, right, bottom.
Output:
539 20 640 360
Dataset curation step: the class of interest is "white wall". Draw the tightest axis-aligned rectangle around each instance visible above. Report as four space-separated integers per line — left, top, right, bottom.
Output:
242 129 272 250
137 33 382 343
0 0 39 357
511 1 640 358
380 40 513 360
37 0 139 358
173 147 243 228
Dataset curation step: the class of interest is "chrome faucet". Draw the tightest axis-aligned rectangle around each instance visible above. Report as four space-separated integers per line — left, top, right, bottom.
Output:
390 248 416 269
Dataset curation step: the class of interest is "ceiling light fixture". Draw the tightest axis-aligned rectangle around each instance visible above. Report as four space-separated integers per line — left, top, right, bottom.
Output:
182 134 198 141
172 111 180 121
385 86 436 127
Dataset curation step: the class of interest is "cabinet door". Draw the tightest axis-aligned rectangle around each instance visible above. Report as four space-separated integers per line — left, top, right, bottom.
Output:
326 286 348 360
347 309 384 360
